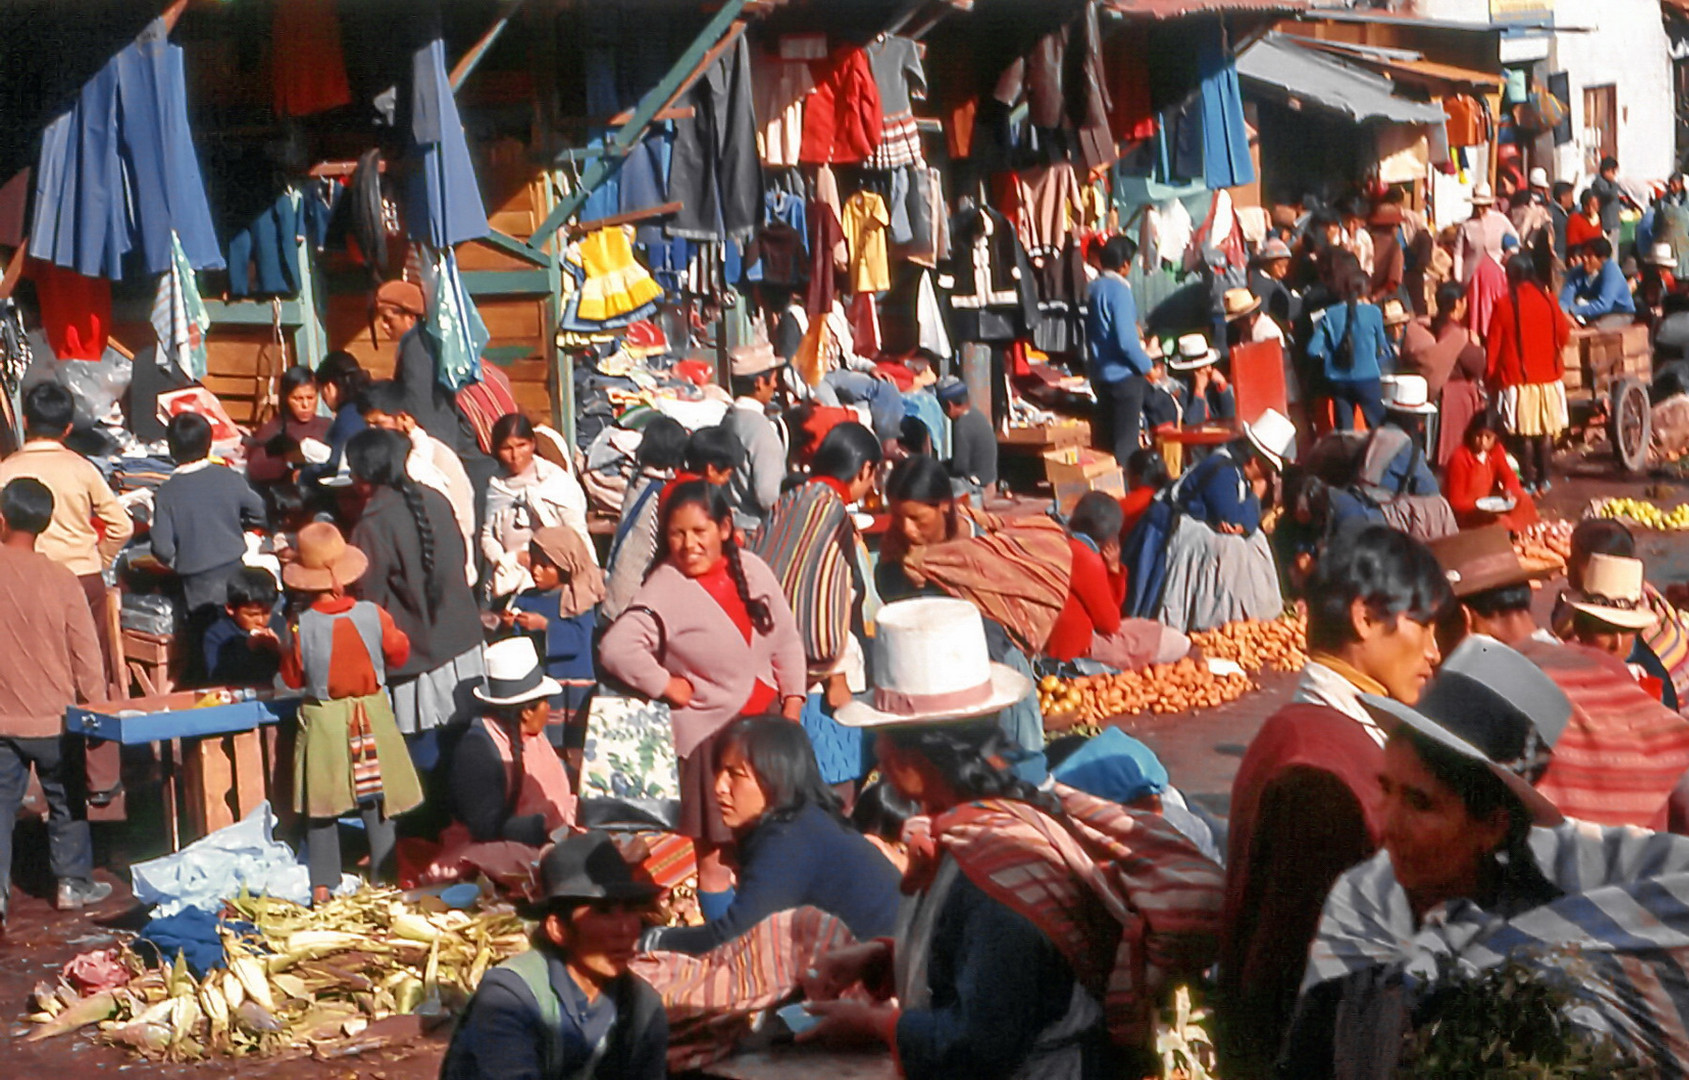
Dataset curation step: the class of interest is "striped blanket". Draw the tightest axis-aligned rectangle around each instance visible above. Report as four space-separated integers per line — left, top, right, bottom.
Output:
632 907 858 1071
910 783 1225 1049
1518 637 1689 828
902 514 1073 654
750 482 859 676
1305 820 1689 1076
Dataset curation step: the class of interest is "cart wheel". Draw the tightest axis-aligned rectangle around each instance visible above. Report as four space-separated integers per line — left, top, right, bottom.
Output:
1609 376 1652 474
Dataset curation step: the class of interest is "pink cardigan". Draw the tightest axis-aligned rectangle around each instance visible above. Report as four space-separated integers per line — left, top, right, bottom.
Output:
599 553 807 758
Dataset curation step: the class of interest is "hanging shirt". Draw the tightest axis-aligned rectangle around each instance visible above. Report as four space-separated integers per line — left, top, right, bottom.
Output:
842 192 892 294
753 56 815 168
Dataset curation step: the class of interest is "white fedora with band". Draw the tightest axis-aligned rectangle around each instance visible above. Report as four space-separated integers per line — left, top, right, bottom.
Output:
835 597 1031 727
475 637 564 707
1566 554 1658 631
1242 408 1297 471
1168 333 1220 371
1381 373 1437 414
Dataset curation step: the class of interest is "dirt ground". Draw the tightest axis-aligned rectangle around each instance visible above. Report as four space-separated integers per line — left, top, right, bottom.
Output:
4 451 1685 1078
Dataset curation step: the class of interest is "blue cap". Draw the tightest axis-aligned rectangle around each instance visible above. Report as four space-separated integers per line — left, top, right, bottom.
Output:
1050 727 1169 804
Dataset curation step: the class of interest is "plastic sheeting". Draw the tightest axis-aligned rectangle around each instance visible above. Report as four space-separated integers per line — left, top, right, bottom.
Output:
130 801 355 916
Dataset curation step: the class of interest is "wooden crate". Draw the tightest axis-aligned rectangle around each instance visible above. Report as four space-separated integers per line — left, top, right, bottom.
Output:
1043 447 1125 514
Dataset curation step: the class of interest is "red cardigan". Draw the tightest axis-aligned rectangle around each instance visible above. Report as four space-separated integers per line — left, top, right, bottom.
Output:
1485 281 1571 387
1044 537 1124 661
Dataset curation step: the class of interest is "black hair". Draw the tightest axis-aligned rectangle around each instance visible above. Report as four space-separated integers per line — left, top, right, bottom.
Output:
656 479 773 633
716 716 843 833
1551 181 1574 201
315 350 369 405
487 699 549 821
883 719 1060 816
685 425 747 475
635 416 688 472
1599 156 1618 174
268 481 312 527
1126 448 1171 491
1305 524 1453 653
729 368 780 400
167 412 214 463
1584 236 1613 260
1433 281 1467 326
347 428 443 610
358 379 409 419
0 477 53 536
1069 490 1124 546
1100 235 1133 272
885 454 953 507
1463 411 1497 445
850 779 919 842
490 412 536 455
897 416 934 457
810 421 882 484
1464 581 1534 618
22 382 75 438
226 566 280 610
280 365 316 401
1395 726 1563 911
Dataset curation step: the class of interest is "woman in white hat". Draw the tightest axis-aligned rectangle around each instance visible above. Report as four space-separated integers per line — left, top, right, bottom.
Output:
798 597 1223 1077
446 636 576 851
1343 374 1457 542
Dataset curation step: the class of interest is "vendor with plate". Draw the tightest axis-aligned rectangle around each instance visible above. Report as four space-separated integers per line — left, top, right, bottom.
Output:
1444 412 1539 532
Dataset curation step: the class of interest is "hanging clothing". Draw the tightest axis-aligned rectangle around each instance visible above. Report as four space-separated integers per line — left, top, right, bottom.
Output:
226 191 302 298
799 47 882 165
670 37 763 243
864 35 927 171
30 16 223 279
1004 164 1084 262
1105 31 1157 144
571 228 663 323
272 0 352 117
752 53 815 168
1194 25 1253 190
805 199 844 316
151 232 210 381
406 38 488 248
842 192 892 294
943 204 1040 343
29 260 110 361
421 246 490 393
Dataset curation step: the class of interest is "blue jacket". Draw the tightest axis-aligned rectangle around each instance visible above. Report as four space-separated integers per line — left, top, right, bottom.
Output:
1174 448 1261 534
1307 301 1387 384
644 802 901 954
1085 273 1154 384
1560 259 1636 319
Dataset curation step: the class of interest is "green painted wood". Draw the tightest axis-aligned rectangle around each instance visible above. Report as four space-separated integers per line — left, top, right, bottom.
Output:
460 269 554 295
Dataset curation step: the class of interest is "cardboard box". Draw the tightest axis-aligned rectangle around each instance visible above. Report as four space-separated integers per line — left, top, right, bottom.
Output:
1562 340 1584 391
1618 322 1651 358
1002 419 1091 448
1043 447 1126 514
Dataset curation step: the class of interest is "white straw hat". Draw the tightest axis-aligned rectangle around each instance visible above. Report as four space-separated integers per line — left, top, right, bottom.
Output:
1167 332 1220 371
835 598 1032 727
1528 167 1550 189
474 637 564 707
1381 374 1437 414
1242 408 1297 471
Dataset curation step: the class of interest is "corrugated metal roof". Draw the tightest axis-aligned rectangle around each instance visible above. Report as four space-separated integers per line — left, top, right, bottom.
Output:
1294 37 1505 88
1237 33 1451 124
1102 0 1304 20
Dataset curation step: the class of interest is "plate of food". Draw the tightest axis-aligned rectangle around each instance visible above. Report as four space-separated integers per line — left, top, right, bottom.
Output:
1476 495 1516 513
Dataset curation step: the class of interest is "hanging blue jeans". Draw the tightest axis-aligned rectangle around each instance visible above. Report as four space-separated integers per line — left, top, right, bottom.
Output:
227 194 302 298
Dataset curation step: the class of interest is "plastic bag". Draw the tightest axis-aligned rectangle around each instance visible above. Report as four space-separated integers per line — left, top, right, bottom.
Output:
19 331 133 429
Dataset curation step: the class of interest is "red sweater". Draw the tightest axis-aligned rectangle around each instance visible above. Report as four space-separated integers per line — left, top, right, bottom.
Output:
1044 538 1124 661
281 596 411 698
1566 212 1603 252
1485 281 1571 387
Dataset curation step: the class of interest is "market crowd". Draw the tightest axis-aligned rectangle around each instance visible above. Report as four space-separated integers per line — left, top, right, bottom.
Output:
11 22 1689 1070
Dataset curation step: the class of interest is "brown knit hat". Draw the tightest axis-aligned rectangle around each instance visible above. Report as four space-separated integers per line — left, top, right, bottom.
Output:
281 522 369 593
375 279 426 317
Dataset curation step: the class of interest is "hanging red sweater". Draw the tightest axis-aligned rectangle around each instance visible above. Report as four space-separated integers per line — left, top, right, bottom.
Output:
272 0 353 117
800 47 883 165
1104 32 1157 143
1045 538 1124 661
1485 282 1572 387
29 260 111 361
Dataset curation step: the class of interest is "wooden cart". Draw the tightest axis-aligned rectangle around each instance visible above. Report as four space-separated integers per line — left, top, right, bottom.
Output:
1565 323 1653 473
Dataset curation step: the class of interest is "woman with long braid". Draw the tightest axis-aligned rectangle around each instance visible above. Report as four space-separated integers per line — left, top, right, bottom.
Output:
601 480 806 919
347 430 485 772
1485 251 1572 495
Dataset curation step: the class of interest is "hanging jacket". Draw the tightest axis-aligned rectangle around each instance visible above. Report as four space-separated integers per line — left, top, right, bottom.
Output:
941 204 1040 343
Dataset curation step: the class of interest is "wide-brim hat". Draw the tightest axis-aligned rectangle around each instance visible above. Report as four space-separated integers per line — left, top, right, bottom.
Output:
1566 553 1658 630
1429 524 1547 598
1243 407 1298 471
1380 374 1437 414
1528 167 1550 189
836 597 1032 728
729 340 781 379
1222 288 1262 321
1360 690 1564 826
281 522 369 592
1253 237 1293 263
1647 242 1678 266
475 636 565 706
1380 299 1412 327
1167 332 1220 371
1469 183 1496 206
519 830 660 917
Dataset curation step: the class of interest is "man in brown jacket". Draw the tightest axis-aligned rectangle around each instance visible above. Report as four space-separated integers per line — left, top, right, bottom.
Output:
0 478 110 932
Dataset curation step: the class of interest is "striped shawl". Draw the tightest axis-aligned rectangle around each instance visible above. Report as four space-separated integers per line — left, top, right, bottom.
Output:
750 482 860 677
1305 820 1689 1076
903 513 1073 654
907 783 1225 1049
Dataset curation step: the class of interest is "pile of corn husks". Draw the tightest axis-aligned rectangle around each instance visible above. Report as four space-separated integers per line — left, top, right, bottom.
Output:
25 887 529 1061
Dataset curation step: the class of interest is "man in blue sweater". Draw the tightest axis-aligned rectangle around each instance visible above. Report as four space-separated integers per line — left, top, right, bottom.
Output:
1086 236 1157 467
1560 236 1636 326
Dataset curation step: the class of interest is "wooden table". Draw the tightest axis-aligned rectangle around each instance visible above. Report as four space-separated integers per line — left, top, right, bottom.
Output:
703 1046 898 1080
1155 423 1237 477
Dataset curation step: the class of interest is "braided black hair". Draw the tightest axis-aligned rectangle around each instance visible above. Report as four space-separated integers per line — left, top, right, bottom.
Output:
490 705 529 821
657 479 773 633
347 428 443 610
883 719 1061 819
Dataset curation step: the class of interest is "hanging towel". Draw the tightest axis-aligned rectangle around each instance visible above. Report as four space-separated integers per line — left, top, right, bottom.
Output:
421 246 489 392
151 232 209 380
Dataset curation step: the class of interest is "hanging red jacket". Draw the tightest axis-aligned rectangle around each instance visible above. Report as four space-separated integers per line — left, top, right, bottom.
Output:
800 47 883 165
273 0 353 117
30 260 111 361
